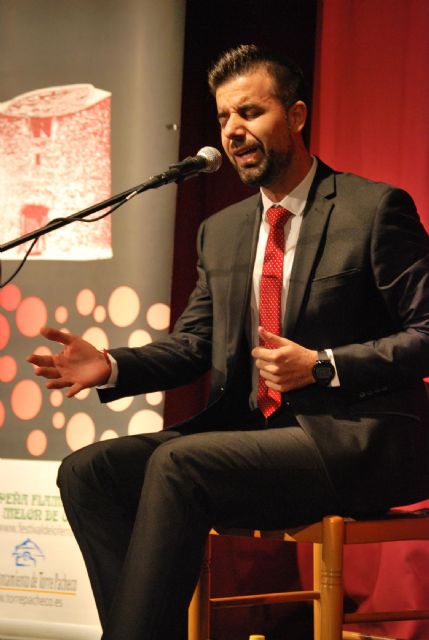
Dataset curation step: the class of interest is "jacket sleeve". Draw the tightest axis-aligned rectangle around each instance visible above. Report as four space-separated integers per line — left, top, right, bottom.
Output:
333 187 429 390
98 222 214 402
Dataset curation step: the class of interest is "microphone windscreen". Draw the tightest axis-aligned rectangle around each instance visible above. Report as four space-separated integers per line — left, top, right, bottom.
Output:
197 147 222 173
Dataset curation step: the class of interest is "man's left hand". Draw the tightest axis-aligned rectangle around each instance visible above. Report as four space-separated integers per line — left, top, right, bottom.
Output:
252 326 317 392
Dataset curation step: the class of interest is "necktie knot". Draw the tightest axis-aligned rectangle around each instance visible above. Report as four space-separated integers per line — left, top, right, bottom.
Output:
266 206 291 228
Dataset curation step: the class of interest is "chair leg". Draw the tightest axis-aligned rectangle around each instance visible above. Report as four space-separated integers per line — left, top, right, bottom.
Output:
313 542 322 640
189 581 201 640
188 538 212 640
320 516 345 640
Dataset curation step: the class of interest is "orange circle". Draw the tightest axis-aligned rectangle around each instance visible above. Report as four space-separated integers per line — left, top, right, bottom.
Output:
0 314 11 350
0 401 5 427
15 297 48 337
27 429 47 457
81 326 108 350
55 306 68 324
76 289 96 316
0 356 17 382
50 390 63 407
0 284 21 311
11 380 43 420
52 412 66 429
94 305 106 323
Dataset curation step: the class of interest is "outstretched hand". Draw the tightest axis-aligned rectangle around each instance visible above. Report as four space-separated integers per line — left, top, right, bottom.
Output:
252 326 317 392
27 327 111 398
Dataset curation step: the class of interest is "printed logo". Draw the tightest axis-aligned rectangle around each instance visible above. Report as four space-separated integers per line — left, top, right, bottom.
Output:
12 538 45 567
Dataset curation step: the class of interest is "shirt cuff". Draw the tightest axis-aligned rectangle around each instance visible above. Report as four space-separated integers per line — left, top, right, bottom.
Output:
325 348 340 387
96 352 118 389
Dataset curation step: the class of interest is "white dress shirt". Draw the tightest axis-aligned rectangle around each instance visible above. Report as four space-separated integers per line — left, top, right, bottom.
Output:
249 157 339 407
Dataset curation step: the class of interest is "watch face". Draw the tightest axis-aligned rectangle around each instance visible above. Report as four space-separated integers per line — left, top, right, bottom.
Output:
313 360 335 385
318 365 333 380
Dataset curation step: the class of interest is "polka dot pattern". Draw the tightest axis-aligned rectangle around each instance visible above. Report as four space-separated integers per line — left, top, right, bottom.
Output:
1 282 168 457
257 206 292 418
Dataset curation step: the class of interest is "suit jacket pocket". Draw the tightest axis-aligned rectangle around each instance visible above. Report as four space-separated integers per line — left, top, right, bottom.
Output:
310 268 362 295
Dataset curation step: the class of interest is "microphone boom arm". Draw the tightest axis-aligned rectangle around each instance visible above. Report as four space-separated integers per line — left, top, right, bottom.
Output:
1 165 198 254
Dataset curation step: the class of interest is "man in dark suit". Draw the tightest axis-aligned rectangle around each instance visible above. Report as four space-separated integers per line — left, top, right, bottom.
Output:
28 45 429 640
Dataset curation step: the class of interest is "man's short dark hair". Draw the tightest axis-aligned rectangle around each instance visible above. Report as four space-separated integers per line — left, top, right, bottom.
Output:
208 44 307 111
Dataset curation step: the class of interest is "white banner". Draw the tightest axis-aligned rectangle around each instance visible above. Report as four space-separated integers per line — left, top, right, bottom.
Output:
0 459 101 640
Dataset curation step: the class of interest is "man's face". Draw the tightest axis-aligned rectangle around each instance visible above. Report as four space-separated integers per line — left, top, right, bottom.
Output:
215 69 294 190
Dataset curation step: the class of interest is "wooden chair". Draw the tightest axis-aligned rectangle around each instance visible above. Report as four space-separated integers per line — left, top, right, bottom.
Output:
189 509 429 640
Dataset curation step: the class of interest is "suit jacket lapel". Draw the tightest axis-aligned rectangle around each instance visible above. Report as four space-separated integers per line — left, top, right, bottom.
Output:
284 162 336 338
226 197 262 362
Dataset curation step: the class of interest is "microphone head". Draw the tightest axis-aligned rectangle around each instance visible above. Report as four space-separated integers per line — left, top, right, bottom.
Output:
196 146 222 173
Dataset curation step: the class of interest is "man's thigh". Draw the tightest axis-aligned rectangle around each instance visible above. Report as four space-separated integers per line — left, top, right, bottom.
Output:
149 426 340 529
57 429 181 509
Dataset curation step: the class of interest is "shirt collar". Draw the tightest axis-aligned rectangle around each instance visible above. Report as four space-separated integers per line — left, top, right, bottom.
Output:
261 156 318 220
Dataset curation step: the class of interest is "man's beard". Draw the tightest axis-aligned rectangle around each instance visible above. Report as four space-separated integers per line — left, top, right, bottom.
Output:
235 146 293 188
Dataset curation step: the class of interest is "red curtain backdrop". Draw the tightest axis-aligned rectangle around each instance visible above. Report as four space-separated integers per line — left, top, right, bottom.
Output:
307 2 429 638
311 0 429 230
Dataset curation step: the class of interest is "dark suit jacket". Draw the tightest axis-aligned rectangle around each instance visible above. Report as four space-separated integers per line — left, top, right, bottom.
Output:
99 160 429 514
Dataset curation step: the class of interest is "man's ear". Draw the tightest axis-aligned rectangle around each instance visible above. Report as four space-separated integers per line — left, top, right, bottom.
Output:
287 100 307 133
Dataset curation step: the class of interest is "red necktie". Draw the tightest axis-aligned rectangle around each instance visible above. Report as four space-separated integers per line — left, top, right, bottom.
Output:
257 206 292 418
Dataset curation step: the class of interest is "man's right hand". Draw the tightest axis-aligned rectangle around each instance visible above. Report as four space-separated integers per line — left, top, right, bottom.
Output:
27 327 111 398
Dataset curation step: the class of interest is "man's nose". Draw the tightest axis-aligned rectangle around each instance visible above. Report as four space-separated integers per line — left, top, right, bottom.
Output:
223 114 246 139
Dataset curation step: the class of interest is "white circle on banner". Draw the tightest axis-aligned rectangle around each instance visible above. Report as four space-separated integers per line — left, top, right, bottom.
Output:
146 303 170 330
100 429 119 441
128 410 163 435
107 397 134 412
108 286 140 327
146 391 163 406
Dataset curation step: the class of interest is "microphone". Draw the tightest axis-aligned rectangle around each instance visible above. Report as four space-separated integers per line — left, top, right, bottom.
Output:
167 146 222 179
146 147 222 189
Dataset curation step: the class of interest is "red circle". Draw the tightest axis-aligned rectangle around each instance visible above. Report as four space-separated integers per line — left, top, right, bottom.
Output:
0 356 17 382
15 297 48 337
27 430 48 457
0 284 22 311
11 380 43 420
0 314 10 350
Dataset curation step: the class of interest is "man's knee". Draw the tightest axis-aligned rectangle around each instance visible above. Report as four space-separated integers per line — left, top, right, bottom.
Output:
57 432 180 499
57 440 108 494
144 435 204 490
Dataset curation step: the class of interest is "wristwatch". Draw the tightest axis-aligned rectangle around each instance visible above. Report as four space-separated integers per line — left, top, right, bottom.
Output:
312 351 335 386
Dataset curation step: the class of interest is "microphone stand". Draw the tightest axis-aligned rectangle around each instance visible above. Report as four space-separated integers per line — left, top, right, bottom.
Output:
0 166 186 254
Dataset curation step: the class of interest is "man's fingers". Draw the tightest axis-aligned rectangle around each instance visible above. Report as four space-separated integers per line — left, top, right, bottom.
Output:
258 326 289 346
252 346 284 362
46 378 71 390
27 354 55 367
66 383 83 399
40 326 74 345
34 366 61 379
